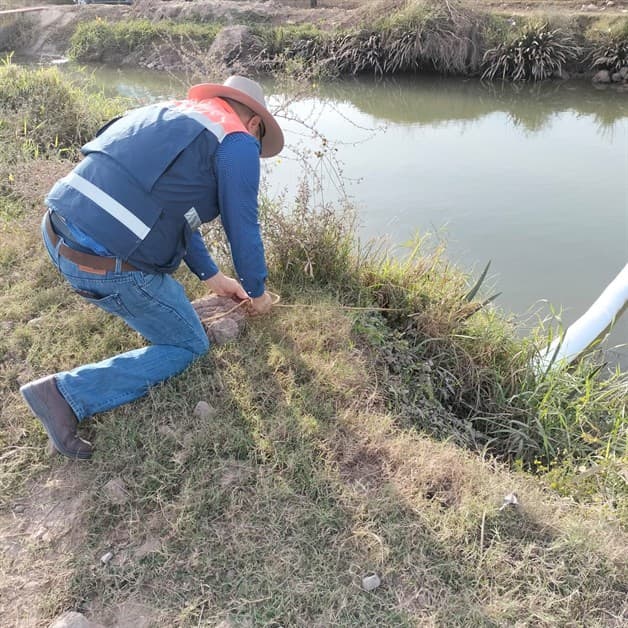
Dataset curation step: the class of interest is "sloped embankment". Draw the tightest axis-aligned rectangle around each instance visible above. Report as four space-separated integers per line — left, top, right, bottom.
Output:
0 63 626 626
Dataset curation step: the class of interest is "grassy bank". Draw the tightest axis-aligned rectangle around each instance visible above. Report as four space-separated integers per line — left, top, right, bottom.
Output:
1 65 627 626
58 0 628 80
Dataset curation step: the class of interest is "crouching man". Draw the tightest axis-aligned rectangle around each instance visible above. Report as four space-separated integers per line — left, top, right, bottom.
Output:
21 76 284 459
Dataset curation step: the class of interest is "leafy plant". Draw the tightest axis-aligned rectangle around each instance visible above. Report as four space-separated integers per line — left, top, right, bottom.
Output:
590 37 628 73
482 28 581 81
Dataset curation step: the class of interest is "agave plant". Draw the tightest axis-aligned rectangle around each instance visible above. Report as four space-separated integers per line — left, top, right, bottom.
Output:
482 28 581 81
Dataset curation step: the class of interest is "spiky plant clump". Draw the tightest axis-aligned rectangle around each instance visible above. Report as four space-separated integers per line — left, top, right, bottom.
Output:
482 28 581 81
590 37 628 73
325 31 387 76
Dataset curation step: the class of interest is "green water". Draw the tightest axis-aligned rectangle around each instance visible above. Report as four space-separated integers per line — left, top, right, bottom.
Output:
59 64 628 364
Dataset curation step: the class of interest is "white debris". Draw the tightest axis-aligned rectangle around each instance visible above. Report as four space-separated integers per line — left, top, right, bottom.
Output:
499 492 519 511
100 551 114 565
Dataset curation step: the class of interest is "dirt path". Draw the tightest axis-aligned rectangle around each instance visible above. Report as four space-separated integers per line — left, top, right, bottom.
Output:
0 466 90 627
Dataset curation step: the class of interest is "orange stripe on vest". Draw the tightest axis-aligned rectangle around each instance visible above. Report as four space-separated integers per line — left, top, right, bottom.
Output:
169 97 248 137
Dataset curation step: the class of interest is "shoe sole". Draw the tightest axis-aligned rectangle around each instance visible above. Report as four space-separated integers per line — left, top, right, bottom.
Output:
20 385 92 460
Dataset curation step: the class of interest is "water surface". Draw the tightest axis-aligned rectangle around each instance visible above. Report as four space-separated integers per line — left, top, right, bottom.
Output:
65 66 628 365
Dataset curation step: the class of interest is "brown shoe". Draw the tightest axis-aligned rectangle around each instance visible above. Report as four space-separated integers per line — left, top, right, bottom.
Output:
20 375 93 460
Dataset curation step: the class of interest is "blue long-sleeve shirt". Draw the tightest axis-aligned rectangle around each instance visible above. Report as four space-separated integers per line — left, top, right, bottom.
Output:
59 131 267 298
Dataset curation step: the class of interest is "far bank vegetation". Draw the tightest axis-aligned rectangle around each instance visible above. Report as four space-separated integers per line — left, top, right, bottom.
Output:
1 1 627 81
59 2 628 82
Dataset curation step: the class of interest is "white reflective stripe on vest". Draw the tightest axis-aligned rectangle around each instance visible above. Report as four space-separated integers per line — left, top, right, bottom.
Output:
170 104 227 141
63 172 151 240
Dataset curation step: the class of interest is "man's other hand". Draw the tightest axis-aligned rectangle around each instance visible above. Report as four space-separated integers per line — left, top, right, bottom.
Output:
204 271 248 301
248 291 273 316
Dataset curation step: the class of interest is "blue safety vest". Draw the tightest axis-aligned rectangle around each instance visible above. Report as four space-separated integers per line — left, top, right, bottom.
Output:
46 98 249 273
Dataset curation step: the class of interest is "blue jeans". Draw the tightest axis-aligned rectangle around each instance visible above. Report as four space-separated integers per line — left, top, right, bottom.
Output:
42 216 210 421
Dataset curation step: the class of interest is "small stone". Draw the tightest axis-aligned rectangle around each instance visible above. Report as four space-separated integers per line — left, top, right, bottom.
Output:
207 317 240 345
13 504 24 513
193 400 215 420
611 72 623 82
103 477 130 505
593 69 611 83
48 611 91 628
100 551 114 565
32 525 47 540
361 573 381 591
619 66 628 79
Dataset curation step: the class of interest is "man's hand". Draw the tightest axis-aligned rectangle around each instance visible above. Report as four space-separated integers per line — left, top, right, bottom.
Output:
204 271 248 302
248 291 273 316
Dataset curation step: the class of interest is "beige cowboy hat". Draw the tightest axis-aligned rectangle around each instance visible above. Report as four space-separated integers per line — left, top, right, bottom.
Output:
188 75 284 158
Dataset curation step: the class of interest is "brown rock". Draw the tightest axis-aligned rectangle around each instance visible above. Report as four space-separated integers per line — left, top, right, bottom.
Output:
593 69 611 83
207 317 240 345
193 400 215 419
103 478 130 505
208 25 261 68
48 612 94 628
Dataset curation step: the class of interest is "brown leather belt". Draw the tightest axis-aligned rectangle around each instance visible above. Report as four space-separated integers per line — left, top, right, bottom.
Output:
45 211 137 275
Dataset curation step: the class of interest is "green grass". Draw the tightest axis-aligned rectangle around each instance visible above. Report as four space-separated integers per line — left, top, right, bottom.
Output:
0 57 128 160
0 66 626 626
69 19 222 63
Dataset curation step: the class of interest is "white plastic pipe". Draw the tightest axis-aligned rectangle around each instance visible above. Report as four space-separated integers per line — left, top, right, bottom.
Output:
535 263 628 373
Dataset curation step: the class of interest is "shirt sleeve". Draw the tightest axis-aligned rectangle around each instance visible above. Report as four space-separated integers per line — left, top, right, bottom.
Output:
215 133 267 298
183 229 220 280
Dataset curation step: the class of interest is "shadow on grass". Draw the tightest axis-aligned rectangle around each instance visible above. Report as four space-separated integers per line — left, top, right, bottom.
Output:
48 310 627 627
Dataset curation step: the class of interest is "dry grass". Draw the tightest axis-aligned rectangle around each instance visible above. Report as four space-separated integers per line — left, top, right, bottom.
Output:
1 67 626 626
1 204 627 626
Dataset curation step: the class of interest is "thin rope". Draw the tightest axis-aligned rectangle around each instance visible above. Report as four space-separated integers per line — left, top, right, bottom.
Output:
268 291 403 312
197 298 248 324
197 290 401 325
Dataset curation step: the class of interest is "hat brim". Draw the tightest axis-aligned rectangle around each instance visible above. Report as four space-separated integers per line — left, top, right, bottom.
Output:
188 83 284 158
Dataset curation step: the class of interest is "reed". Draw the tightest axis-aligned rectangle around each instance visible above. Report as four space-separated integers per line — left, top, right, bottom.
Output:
257 182 627 477
63 10 628 81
